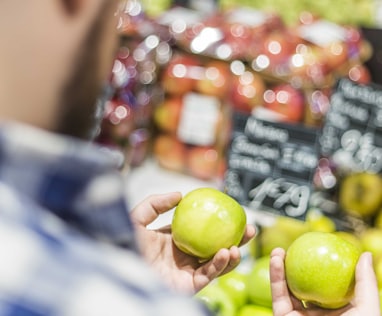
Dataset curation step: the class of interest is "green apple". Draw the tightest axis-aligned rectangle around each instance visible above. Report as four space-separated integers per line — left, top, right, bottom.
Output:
333 231 363 253
305 208 336 233
285 231 361 309
195 282 236 316
259 216 309 257
217 269 249 309
247 256 272 308
360 228 382 260
172 188 246 259
339 172 382 218
237 304 273 316
373 254 382 288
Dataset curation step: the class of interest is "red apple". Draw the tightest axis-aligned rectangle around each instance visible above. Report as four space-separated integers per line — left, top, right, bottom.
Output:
187 146 220 180
161 54 200 95
153 134 186 172
230 70 266 113
153 97 183 134
347 63 371 84
322 41 349 71
98 98 135 146
263 84 305 123
253 30 300 74
288 44 328 85
304 88 331 127
195 61 231 98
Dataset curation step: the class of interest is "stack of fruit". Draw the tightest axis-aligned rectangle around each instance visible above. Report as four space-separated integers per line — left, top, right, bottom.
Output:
152 51 232 180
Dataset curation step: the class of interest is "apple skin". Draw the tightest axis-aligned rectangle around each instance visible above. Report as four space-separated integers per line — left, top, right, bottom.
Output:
195 282 236 316
153 97 183 134
285 232 361 309
161 54 199 96
186 146 220 181
247 256 272 308
153 134 186 172
230 71 266 113
263 84 305 123
339 172 382 218
217 269 249 310
195 61 231 98
237 304 273 316
172 187 246 259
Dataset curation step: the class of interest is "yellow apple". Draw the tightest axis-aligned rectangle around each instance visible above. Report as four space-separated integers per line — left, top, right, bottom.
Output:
339 172 382 218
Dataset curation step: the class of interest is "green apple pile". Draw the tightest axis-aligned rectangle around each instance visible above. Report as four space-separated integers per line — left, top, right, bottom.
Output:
219 0 375 26
194 257 273 316
172 187 247 259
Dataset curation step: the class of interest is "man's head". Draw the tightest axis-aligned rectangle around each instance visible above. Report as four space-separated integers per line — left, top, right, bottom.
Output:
0 0 121 139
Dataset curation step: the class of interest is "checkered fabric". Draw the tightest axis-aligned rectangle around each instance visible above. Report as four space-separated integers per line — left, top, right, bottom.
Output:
0 123 210 316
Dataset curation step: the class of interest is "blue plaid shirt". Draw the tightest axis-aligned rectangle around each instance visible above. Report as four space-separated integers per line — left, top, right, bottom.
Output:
0 123 210 316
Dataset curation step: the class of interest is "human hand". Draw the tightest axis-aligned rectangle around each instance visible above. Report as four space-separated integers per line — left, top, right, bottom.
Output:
270 247 381 316
130 192 256 294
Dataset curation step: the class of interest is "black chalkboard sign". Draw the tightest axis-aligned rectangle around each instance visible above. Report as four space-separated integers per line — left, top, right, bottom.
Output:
224 113 321 220
320 78 382 173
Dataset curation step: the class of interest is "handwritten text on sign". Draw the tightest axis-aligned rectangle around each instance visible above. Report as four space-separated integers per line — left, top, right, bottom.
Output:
225 114 320 220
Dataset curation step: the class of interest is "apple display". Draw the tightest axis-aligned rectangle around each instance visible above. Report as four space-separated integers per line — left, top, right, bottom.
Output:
347 63 371 84
305 208 336 233
285 231 361 309
263 84 305 123
172 187 246 259
339 172 382 218
247 255 272 308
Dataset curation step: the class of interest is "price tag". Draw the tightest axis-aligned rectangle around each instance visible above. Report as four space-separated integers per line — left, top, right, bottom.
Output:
297 20 347 47
177 92 220 146
320 78 382 173
225 113 320 220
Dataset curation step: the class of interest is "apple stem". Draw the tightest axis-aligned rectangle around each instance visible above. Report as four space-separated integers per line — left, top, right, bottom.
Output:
301 300 309 309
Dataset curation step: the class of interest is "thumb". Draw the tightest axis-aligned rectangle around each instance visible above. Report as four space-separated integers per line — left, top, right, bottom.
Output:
353 252 380 313
130 192 182 227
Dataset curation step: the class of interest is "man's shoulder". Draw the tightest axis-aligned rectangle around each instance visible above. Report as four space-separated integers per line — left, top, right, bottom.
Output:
0 182 210 316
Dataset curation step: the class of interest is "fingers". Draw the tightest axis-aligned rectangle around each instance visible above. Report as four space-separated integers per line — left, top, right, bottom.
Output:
353 252 380 314
194 247 241 292
270 248 295 316
239 224 256 247
130 192 182 227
